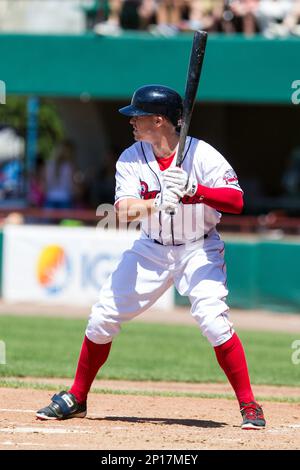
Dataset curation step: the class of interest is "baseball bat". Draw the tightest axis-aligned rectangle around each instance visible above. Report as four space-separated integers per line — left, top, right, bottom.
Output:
168 30 208 222
176 30 208 166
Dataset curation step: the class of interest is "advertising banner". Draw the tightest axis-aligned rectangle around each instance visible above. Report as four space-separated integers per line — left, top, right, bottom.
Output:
2 225 173 310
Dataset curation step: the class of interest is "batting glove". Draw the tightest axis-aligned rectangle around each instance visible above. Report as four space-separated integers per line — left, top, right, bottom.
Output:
163 167 197 197
153 185 184 212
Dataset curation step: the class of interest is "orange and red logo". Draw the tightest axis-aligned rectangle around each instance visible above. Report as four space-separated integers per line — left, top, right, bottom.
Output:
36 245 71 294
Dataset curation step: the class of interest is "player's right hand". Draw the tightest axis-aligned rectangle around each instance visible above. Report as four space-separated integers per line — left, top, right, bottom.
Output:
163 167 197 197
153 185 184 212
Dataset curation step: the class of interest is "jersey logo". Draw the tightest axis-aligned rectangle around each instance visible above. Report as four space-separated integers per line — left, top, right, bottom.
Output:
223 169 240 187
140 180 159 200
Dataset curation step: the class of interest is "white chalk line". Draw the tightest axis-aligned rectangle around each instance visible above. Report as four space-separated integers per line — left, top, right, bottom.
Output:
1 441 15 446
0 441 81 449
1 441 45 447
0 408 105 419
0 426 93 435
0 408 35 413
2 408 298 437
266 424 300 434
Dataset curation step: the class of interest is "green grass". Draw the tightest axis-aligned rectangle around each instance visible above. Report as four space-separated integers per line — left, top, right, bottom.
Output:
0 315 300 386
1 378 299 403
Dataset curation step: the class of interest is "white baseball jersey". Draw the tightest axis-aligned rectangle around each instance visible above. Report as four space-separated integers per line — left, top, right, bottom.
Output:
86 137 239 348
115 137 242 245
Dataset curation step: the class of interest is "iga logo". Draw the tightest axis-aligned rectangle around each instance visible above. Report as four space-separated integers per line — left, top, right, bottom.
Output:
36 245 71 294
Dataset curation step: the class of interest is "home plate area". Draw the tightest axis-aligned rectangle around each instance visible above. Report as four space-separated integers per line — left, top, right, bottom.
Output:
0 386 299 450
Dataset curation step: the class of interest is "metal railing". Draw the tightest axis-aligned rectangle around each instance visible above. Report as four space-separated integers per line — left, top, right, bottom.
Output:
0 206 299 235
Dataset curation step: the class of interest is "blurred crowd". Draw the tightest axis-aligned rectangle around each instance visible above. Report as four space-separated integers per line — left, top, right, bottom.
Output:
26 139 116 210
94 0 300 37
0 0 299 37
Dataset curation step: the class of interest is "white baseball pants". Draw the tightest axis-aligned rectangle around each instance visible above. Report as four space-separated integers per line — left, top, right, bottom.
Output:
86 232 233 347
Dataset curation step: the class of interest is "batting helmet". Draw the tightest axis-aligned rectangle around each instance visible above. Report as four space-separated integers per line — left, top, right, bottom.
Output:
119 85 183 127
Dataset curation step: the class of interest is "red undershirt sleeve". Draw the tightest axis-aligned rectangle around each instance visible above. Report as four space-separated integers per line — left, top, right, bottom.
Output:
181 185 244 214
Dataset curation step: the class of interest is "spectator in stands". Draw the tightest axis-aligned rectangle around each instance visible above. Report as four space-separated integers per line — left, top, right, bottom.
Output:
44 139 77 209
214 0 261 35
94 0 147 34
256 0 293 37
144 1 223 36
138 0 157 30
93 153 117 204
28 155 45 208
94 0 295 36
149 0 188 35
121 0 151 29
183 0 224 32
94 0 222 36
149 0 218 35
94 0 122 35
283 0 300 36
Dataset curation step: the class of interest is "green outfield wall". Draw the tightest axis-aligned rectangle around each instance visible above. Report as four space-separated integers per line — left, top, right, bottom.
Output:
175 239 300 313
0 228 299 311
0 231 2 296
0 33 300 103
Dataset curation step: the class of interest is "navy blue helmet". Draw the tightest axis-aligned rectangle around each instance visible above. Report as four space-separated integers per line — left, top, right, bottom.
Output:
119 85 183 127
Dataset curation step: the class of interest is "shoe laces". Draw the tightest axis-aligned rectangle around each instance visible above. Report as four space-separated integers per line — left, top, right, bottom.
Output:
240 402 264 420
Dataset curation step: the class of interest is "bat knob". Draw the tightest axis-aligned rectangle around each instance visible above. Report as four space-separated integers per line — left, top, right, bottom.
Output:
165 208 177 216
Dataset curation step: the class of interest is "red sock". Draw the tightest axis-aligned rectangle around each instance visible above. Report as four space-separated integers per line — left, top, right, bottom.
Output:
69 335 112 404
214 333 255 406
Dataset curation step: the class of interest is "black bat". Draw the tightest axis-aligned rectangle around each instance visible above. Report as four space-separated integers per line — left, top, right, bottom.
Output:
176 30 208 166
169 30 207 223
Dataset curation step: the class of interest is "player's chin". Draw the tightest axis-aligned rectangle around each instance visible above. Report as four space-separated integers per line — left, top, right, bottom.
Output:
133 131 141 141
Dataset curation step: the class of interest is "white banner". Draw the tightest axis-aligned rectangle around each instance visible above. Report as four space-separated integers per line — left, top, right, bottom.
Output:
2 225 173 310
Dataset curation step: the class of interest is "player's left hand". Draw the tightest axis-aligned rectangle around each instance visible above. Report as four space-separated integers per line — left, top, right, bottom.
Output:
163 167 197 197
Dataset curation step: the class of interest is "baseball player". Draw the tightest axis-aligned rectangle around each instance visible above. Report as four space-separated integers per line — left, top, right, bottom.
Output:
36 85 266 430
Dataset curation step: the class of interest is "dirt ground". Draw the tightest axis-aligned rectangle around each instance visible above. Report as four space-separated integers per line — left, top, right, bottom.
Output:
1 303 300 450
0 384 300 450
